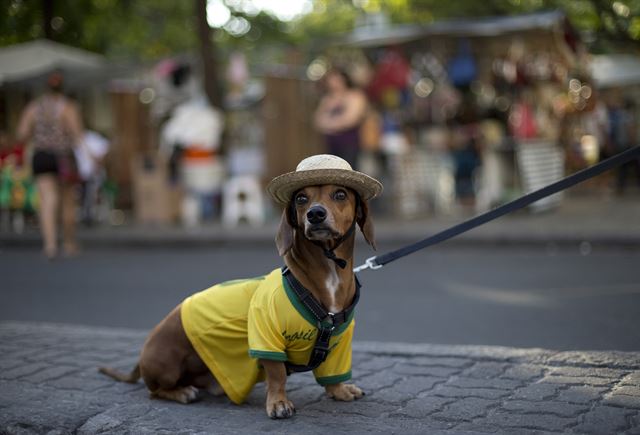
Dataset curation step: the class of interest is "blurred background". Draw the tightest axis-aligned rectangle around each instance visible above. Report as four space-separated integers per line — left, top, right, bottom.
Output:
1 0 639 351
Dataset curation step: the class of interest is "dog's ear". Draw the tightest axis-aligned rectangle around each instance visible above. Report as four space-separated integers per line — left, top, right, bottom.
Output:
275 207 295 257
356 199 376 250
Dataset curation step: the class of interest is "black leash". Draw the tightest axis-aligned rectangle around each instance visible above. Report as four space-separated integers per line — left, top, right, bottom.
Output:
354 145 640 273
282 266 360 373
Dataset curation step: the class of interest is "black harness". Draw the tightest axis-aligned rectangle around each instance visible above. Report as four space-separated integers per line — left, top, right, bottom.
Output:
282 266 360 373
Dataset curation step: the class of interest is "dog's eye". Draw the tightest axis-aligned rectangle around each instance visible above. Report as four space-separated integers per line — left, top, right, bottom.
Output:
295 194 308 205
333 190 347 201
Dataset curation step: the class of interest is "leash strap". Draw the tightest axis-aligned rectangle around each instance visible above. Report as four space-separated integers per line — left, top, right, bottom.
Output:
355 145 640 272
281 266 360 373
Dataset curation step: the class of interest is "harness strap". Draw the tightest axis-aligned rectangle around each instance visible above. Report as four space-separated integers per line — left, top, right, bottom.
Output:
282 266 360 373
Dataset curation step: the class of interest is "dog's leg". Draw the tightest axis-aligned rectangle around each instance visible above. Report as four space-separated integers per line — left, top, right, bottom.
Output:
151 386 199 404
206 381 225 397
261 359 296 419
142 357 203 405
138 305 207 404
325 383 364 401
190 371 225 397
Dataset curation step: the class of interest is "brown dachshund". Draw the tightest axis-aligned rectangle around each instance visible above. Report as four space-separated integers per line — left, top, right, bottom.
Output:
99 183 376 419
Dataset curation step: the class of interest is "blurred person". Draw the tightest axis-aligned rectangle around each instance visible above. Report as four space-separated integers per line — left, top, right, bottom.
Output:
450 96 481 206
75 128 110 225
313 69 367 169
475 112 507 213
16 72 83 258
607 98 639 194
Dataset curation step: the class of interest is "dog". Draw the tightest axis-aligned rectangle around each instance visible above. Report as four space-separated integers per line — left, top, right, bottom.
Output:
99 155 383 419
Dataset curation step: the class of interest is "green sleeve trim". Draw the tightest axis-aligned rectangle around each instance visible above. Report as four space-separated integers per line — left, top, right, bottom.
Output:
315 371 352 386
248 349 287 361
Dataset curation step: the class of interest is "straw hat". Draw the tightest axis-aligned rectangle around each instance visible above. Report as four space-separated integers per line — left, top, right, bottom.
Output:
267 154 383 206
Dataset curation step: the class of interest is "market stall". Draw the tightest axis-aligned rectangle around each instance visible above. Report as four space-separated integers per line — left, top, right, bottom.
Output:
321 10 590 215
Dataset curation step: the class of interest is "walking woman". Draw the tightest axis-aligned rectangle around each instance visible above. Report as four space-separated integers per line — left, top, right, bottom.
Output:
17 72 83 259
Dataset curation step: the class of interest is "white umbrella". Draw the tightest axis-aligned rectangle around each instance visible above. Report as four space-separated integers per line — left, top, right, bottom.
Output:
0 39 106 87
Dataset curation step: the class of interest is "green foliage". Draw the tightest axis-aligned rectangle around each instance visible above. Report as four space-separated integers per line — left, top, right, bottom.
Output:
0 0 197 59
0 0 637 60
289 0 639 52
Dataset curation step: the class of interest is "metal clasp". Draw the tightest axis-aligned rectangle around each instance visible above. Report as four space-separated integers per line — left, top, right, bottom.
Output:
353 256 383 273
321 313 337 331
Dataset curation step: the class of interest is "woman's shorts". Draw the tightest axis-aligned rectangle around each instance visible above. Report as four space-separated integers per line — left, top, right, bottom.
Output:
32 150 59 176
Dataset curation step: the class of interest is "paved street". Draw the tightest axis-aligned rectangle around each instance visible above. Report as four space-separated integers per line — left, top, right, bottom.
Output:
1 244 639 351
1 196 639 433
1 321 639 434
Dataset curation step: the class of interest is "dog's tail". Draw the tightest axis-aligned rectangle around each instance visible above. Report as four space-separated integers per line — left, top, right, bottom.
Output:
98 364 141 383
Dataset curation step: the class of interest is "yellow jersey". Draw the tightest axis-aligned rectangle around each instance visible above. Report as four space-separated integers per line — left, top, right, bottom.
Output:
181 268 354 404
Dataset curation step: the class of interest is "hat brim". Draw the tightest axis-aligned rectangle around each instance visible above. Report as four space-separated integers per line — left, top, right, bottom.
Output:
267 168 383 206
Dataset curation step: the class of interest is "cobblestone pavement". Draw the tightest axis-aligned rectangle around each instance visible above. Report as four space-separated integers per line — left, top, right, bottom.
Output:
1 322 639 434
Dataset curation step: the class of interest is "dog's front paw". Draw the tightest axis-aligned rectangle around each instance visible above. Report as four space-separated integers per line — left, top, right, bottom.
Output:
325 383 364 401
266 398 296 419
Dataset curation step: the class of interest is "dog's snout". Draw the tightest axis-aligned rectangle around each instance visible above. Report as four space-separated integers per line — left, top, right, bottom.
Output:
306 205 327 224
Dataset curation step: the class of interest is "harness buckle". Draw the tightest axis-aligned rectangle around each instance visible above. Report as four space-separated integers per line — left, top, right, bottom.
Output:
320 313 336 331
353 256 383 273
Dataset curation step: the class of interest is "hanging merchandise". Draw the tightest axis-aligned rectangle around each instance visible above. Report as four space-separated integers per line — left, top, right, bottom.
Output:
412 52 448 84
507 39 529 87
379 110 409 155
509 97 538 139
367 49 411 103
226 51 249 103
447 40 477 88
429 83 462 124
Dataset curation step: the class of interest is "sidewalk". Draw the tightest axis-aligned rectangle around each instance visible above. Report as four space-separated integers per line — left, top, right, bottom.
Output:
2 195 640 249
1 321 639 434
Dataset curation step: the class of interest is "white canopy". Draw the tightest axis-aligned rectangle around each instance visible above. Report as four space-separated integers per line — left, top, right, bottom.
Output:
0 39 106 86
589 54 640 88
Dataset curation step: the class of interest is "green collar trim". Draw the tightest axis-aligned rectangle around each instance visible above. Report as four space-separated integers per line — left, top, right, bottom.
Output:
282 274 354 336
315 371 352 386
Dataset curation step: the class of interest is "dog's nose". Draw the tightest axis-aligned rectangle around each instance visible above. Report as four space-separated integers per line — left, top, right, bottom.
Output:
306 206 327 224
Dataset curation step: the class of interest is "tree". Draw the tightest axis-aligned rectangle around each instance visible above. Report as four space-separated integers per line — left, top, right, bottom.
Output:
0 0 637 58
0 0 197 59
289 0 639 53
195 0 222 107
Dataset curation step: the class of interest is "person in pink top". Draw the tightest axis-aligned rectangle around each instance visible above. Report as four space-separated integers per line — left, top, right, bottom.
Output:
17 72 83 259
314 69 368 170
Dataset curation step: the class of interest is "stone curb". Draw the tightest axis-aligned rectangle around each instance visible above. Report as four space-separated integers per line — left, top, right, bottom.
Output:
354 342 640 370
4 321 640 369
